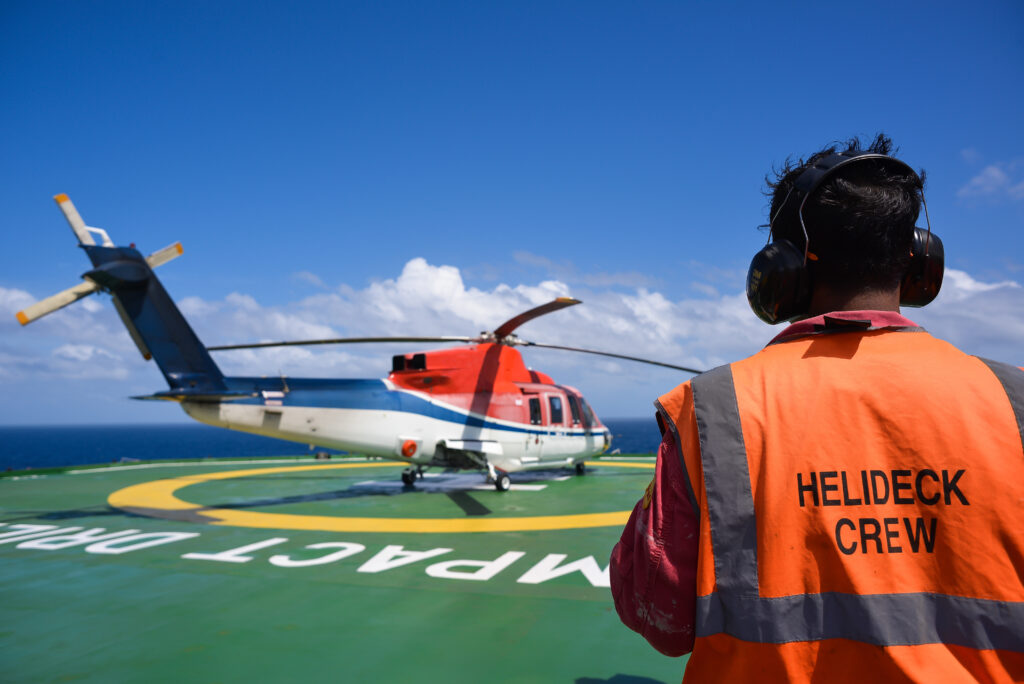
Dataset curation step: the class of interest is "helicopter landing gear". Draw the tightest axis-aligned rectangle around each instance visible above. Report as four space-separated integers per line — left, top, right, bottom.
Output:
575 461 586 476
487 463 511 492
401 467 420 486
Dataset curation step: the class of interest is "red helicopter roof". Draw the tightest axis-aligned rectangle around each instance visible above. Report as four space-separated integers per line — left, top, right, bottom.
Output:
385 342 602 427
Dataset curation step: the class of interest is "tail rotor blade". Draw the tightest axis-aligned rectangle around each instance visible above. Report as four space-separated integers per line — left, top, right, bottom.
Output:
54 193 94 245
146 242 184 269
15 280 100 325
111 297 153 360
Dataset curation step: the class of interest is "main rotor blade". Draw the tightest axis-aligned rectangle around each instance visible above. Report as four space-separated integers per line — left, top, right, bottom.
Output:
519 341 704 374
207 336 476 351
493 297 581 339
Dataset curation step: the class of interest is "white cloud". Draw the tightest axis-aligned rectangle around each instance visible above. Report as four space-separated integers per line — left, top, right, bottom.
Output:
52 344 119 362
957 163 1024 201
3 258 1021 421
690 282 719 298
911 269 1024 364
293 270 328 289
224 292 260 311
961 147 981 164
80 297 103 313
179 296 219 317
958 165 1009 197
929 268 1020 303
0 286 36 315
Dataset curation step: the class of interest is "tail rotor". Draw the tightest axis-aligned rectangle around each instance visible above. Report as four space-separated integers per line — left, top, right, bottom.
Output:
15 195 183 330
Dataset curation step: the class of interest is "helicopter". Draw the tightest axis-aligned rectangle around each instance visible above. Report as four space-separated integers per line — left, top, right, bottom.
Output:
17 195 700 490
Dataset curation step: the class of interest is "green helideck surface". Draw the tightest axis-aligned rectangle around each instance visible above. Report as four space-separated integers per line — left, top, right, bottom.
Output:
0 458 688 683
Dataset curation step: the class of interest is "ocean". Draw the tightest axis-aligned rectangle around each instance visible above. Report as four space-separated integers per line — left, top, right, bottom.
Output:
0 417 661 471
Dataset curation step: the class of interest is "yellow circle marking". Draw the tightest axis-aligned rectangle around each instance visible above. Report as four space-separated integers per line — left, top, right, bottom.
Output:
108 460 653 534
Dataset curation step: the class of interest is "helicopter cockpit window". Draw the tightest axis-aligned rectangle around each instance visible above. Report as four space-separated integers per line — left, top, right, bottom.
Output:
580 398 595 428
528 397 542 425
409 353 427 370
548 396 563 424
567 394 581 424
391 355 405 372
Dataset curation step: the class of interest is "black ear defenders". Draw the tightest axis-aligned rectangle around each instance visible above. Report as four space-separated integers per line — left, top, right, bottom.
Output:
746 151 944 324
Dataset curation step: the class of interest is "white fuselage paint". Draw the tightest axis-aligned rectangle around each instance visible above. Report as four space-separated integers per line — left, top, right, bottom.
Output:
181 400 609 474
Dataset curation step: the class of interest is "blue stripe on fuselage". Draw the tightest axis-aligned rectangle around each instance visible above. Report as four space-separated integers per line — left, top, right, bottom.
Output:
221 377 597 437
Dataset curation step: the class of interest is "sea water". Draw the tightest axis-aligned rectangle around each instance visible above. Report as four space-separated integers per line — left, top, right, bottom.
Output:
0 418 660 471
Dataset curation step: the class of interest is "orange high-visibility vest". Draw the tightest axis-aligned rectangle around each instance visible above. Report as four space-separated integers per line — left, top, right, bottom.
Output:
657 327 1024 683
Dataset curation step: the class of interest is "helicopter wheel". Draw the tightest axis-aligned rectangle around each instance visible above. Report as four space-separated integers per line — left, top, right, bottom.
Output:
401 469 416 486
575 461 586 476
494 472 511 492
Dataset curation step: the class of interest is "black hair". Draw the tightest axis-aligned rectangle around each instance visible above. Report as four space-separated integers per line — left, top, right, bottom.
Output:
765 134 924 292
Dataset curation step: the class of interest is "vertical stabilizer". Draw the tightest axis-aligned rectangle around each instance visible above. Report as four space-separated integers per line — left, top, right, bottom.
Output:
80 244 227 391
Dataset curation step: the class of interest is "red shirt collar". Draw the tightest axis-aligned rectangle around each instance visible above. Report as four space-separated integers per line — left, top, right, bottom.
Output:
769 310 922 345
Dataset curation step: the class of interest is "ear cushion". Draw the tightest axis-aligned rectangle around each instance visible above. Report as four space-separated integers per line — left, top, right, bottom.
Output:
746 239 811 324
900 228 944 307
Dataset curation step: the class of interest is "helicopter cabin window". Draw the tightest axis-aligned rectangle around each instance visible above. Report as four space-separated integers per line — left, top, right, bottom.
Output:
528 397 542 425
567 394 581 424
548 396 563 424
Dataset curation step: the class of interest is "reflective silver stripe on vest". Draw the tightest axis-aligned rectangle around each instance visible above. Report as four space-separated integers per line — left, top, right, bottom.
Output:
978 357 1024 452
691 365 758 596
690 364 1024 652
695 591 1024 650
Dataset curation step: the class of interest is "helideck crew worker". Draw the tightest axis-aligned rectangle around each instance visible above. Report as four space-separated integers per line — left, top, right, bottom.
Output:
610 134 1024 683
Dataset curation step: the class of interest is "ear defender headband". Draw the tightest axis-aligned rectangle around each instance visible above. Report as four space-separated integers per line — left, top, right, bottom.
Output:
746 151 944 324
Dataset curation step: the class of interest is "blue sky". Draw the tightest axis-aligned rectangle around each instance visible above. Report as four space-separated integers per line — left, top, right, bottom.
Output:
1 1 1022 424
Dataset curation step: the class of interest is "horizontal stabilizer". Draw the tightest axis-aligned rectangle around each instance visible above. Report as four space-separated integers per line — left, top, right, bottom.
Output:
16 280 100 325
132 389 256 403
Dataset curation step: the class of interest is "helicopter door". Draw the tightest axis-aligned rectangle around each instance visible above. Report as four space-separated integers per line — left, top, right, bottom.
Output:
523 395 544 463
542 393 570 461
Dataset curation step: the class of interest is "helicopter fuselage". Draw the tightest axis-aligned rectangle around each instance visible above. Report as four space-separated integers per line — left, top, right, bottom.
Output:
181 372 611 473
